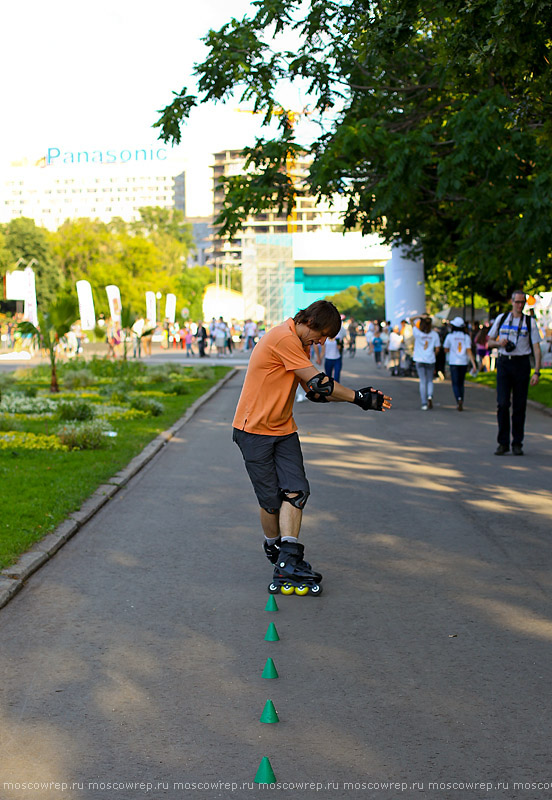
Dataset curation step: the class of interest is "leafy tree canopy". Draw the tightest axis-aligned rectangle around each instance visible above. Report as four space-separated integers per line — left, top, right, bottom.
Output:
1 217 62 307
326 281 385 320
155 0 552 304
49 210 209 320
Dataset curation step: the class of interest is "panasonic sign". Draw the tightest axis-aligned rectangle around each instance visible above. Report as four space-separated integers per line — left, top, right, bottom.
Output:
46 147 168 166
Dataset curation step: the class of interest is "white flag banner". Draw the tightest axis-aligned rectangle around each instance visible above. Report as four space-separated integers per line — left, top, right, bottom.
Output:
76 280 96 330
106 285 122 324
165 293 176 324
145 291 157 326
23 267 38 327
4 270 27 300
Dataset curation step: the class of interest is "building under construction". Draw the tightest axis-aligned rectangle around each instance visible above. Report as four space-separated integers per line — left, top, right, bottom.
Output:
209 149 389 325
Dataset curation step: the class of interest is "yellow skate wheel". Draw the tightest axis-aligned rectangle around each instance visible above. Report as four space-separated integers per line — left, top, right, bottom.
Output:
280 584 295 595
294 585 309 596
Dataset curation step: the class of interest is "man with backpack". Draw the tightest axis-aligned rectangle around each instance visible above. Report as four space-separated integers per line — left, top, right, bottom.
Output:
487 290 542 456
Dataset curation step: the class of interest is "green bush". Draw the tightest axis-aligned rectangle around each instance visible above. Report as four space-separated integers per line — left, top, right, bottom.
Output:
191 366 216 380
0 414 23 432
170 382 190 395
57 419 109 450
99 382 133 403
130 396 164 416
58 400 96 421
85 356 146 379
148 368 170 384
0 394 58 414
63 368 96 389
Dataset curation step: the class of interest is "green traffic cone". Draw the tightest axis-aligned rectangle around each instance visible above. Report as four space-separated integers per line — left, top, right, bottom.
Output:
265 595 279 612
254 756 276 784
264 622 280 641
260 699 279 724
262 657 279 679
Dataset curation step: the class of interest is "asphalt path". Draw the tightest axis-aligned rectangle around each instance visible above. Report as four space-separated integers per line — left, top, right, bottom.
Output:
1 355 551 800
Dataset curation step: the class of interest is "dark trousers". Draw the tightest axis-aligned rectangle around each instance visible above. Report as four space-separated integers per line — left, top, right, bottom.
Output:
324 356 342 383
449 364 468 401
496 355 531 446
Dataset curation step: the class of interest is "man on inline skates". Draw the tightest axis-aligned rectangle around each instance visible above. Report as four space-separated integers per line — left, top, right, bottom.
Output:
232 300 392 596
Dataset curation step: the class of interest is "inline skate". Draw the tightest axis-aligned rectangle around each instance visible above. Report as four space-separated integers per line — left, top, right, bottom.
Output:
268 540 323 596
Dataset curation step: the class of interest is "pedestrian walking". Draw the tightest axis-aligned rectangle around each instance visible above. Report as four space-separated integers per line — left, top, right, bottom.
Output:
487 290 542 455
443 317 476 410
232 300 391 595
411 315 440 410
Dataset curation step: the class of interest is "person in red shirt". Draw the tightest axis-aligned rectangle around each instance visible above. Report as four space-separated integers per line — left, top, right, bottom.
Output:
232 300 391 595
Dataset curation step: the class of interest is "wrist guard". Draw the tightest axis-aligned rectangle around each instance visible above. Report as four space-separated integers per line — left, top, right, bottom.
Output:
306 390 329 403
353 387 385 411
306 372 334 397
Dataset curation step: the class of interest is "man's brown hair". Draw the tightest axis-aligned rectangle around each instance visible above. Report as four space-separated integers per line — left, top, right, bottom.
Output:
293 300 341 338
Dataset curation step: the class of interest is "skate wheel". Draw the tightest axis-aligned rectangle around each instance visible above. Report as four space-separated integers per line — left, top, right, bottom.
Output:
280 584 295 595
268 583 280 594
309 584 323 596
294 585 309 596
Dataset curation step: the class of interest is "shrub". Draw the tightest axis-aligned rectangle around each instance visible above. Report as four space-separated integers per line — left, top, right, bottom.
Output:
0 430 67 451
147 368 170 384
130 396 164 416
58 400 96 421
99 382 132 403
0 394 59 414
0 414 23 432
170 382 190 395
191 366 216 380
63 368 96 389
57 419 110 450
85 356 147 379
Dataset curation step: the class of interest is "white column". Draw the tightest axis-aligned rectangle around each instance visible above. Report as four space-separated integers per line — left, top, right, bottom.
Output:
385 244 425 325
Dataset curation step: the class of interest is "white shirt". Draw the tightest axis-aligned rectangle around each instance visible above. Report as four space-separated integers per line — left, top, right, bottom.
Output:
488 313 541 356
388 331 402 351
444 331 472 365
412 327 440 364
324 338 342 359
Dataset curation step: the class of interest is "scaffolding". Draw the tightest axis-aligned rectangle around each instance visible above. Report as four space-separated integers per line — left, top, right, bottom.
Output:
242 234 294 326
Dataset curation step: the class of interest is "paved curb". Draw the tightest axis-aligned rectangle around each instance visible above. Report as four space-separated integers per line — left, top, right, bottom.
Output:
0 368 238 610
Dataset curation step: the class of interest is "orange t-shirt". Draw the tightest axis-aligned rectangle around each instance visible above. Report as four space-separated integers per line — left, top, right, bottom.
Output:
232 318 313 435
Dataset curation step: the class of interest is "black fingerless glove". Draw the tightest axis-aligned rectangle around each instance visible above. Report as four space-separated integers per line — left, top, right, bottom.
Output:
353 387 384 411
306 390 329 403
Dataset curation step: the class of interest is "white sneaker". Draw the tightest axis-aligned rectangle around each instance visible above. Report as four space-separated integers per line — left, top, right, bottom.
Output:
421 404 428 411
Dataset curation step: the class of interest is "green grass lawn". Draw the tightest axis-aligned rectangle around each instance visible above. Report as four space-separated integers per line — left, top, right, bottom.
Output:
0 360 231 569
467 367 552 407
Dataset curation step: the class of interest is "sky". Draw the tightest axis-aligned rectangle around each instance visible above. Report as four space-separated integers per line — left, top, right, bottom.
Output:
0 0 317 217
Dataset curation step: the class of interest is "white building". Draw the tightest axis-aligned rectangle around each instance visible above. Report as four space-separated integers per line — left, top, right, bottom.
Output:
0 145 186 230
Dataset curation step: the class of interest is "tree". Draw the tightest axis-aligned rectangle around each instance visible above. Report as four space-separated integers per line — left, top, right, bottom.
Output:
49 218 189 319
177 266 214 321
326 282 385 320
2 217 62 307
155 0 552 303
18 295 78 393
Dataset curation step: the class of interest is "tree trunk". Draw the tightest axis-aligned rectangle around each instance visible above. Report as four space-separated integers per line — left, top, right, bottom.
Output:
49 347 59 393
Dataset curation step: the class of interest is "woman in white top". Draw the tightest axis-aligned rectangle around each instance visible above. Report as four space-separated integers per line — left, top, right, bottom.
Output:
321 333 344 382
443 317 476 411
411 315 441 410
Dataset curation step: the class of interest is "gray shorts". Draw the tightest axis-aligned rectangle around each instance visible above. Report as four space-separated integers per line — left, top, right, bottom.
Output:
232 428 310 513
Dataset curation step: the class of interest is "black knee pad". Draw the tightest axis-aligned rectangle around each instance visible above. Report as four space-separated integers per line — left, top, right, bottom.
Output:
262 505 280 515
281 490 309 510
